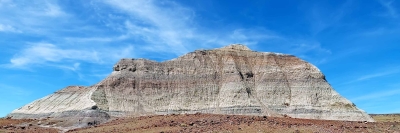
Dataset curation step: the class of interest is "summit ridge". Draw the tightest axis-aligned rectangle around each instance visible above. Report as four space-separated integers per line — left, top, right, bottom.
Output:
219 44 251 51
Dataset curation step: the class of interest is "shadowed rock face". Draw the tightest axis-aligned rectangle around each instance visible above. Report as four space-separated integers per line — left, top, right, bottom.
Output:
8 44 374 122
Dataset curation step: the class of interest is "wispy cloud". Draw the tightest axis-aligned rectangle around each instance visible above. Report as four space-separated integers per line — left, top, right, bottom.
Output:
6 43 134 69
0 0 68 35
102 0 282 56
227 29 281 45
290 42 331 55
0 83 31 96
0 24 20 33
358 27 398 36
354 1 399 37
103 0 196 55
379 0 398 18
341 67 400 85
50 62 81 72
2 0 331 71
307 0 352 36
281 41 332 65
9 43 100 68
64 35 128 43
351 88 400 102
357 69 400 81
41 2 66 17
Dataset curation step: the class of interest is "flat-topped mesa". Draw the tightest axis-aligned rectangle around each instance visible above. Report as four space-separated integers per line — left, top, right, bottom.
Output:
8 44 375 126
112 44 290 72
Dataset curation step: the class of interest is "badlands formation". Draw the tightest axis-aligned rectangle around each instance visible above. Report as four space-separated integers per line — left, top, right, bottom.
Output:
8 44 374 123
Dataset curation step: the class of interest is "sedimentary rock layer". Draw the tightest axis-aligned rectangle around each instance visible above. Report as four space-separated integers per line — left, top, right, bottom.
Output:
8 44 374 122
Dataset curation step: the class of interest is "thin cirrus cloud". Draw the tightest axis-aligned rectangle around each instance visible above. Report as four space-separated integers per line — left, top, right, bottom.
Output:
0 24 20 33
103 0 199 55
0 83 32 97
357 64 400 82
2 0 332 71
9 43 101 68
7 43 135 69
356 70 400 81
101 0 284 55
351 88 400 102
339 67 400 86
103 0 330 62
379 0 398 18
0 0 68 33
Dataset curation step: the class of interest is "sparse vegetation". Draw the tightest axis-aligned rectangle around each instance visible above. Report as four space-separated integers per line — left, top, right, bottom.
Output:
284 102 290 106
63 114 400 132
344 103 355 109
91 105 98 110
331 102 355 109
371 114 400 122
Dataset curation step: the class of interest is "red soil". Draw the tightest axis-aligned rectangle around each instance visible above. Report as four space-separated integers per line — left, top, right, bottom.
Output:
68 113 400 133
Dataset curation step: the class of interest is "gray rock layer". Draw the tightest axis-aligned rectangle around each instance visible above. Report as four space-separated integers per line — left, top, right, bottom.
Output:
8 44 374 122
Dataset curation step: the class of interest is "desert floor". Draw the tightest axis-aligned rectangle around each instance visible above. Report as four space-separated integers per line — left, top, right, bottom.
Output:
1 113 399 133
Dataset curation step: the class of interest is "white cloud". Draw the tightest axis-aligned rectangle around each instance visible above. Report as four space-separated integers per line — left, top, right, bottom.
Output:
0 24 20 33
64 35 128 43
0 83 31 96
358 27 396 36
227 29 281 45
279 41 332 65
102 0 282 56
290 42 331 55
42 2 65 17
340 67 400 85
0 0 69 36
0 0 13 7
2 0 329 70
308 1 351 36
380 0 398 18
103 0 194 55
7 43 135 68
351 88 400 102
51 62 81 71
357 70 400 81
10 43 100 67
16 1 66 18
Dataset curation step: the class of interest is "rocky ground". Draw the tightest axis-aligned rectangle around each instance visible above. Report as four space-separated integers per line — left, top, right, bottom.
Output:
1 114 399 133
0 117 59 133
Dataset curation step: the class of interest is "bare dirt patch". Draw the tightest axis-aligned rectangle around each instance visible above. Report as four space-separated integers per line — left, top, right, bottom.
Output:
0 117 59 133
2 114 399 133
68 113 400 133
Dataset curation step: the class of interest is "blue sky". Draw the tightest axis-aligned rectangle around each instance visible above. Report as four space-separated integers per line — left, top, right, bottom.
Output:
0 0 399 117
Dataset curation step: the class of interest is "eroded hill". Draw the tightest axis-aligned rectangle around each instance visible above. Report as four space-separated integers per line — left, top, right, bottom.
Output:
7 44 374 129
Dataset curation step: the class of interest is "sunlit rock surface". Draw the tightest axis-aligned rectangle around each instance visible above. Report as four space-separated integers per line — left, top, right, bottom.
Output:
8 44 374 122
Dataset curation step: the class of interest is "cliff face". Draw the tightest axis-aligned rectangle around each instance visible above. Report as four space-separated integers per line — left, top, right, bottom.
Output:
8 44 374 122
